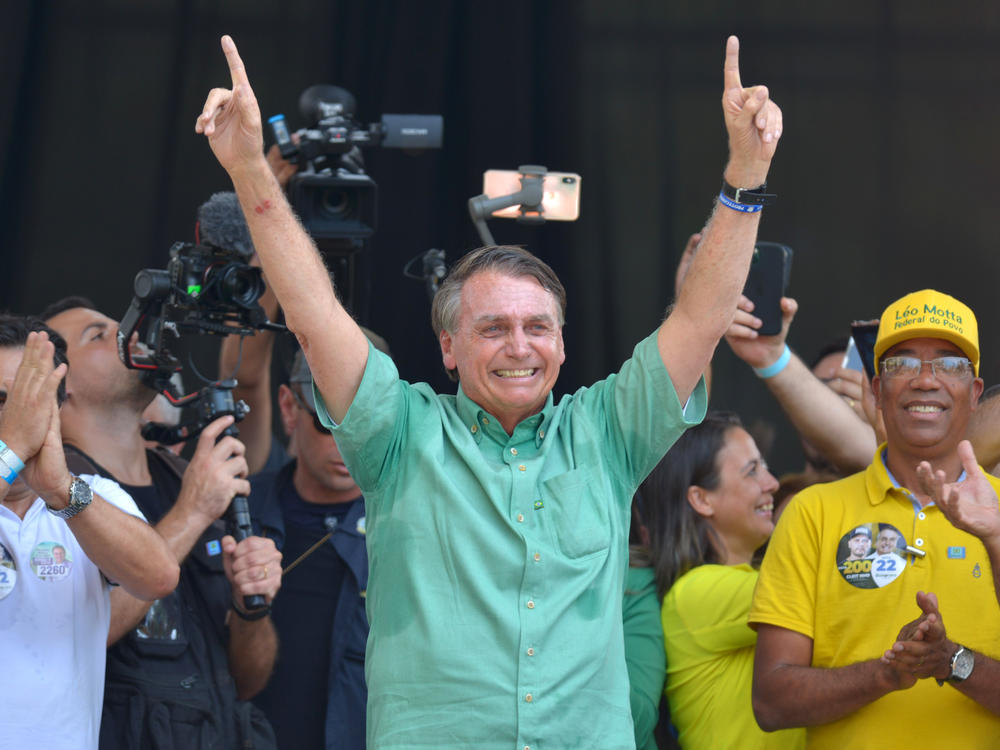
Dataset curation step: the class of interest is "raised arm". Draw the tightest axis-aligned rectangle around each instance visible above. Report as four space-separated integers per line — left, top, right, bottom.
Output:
726 295 876 473
658 36 782 402
196 36 369 423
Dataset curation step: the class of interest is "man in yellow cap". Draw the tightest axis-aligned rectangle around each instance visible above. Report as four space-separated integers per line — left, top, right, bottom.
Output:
749 289 1000 748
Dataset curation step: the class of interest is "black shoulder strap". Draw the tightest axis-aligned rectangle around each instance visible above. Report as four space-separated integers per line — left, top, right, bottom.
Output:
63 443 114 480
147 445 188 482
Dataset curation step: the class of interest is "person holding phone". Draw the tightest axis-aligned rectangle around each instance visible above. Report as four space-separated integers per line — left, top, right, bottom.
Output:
726 297 877 483
195 33 782 749
750 289 1000 748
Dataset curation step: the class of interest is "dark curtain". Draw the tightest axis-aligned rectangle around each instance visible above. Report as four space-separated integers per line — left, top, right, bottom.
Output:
4 1 1000 473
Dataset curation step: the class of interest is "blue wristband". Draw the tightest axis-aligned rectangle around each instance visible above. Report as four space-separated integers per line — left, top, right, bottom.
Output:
718 191 763 214
0 439 24 474
0 456 16 485
754 344 791 379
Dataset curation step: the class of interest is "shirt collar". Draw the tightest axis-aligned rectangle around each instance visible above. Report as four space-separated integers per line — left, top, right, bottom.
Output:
455 384 554 445
866 443 967 508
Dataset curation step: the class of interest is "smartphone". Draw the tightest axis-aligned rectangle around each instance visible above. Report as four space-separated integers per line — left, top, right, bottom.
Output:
482 170 581 220
743 242 793 336
849 320 880 380
842 337 864 373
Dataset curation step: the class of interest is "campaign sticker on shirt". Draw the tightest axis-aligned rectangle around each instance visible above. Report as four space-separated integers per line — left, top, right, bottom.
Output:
205 539 222 557
30 541 72 582
837 523 908 589
356 516 366 536
0 541 16 599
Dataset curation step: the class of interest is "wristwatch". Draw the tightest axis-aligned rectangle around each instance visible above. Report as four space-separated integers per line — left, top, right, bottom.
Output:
46 476 93 520
939 644 975 685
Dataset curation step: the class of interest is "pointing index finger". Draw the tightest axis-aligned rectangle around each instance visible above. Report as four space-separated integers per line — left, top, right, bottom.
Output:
221 35 249 89
723 35 742 91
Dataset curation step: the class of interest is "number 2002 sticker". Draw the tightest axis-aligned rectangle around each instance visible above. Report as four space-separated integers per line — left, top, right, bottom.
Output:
837 523 908 590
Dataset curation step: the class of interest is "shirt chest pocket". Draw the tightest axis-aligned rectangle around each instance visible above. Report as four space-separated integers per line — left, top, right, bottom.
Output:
540 467 612 559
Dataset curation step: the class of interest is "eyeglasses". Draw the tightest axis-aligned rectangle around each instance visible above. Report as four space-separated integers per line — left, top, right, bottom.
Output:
290 385 328 433
880 355 973 380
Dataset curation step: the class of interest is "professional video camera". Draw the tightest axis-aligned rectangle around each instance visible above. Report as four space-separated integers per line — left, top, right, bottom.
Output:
268 86 442 320
116 194 283 610
269 85 442 240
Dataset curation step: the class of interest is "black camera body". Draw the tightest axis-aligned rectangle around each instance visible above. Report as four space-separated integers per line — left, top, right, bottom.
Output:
119 241 272 391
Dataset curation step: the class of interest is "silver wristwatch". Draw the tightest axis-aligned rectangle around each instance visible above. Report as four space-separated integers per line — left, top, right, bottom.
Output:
47 476 93 520
945 645 975 684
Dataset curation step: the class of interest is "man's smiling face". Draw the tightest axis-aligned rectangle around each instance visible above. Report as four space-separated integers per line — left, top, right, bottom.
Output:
440 270 565 434
874 337 983 453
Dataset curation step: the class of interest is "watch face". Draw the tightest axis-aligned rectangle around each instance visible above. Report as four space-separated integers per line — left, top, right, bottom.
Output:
953 648 975 681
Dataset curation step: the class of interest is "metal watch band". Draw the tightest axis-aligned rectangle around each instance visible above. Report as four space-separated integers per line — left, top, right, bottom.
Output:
46 476 93 520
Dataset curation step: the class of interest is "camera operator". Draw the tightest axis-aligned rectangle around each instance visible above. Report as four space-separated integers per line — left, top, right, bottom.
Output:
41 297 282 750
0 316 178 750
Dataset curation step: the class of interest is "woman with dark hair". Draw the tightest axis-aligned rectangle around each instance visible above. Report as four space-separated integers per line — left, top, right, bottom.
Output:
641 412 804 749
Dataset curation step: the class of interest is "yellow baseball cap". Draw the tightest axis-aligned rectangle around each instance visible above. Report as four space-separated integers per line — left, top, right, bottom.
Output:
874 289 979 375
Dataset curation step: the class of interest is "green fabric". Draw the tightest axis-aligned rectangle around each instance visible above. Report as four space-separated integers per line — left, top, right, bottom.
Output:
316 332 706 749
623 565 665 750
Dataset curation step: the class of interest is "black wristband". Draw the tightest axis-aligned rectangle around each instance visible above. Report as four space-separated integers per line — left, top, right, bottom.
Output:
231 600 271 621
721 179 777 206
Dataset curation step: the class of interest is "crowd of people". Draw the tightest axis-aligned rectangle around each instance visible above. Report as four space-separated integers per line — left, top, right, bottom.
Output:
2 32 1000 750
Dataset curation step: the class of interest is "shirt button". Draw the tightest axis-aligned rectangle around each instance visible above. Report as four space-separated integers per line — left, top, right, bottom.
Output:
533 552 541 561
481 416 489 425
525 693 533 702
517 513 524 523
470 424 478 434
511 447 518 456
518 464 526 472
915 538 924 546
918 512 926 520
525 746 531 750
539 430 545 439
527 600 535 609
527 647 535 656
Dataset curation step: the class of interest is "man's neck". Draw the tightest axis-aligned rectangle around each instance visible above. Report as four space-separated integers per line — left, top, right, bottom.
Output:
884 443 963 507
292 463 362 506
61 403 151 486
1 481 37 520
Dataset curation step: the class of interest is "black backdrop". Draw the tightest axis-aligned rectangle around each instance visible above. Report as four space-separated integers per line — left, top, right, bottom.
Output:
4 2 1000 473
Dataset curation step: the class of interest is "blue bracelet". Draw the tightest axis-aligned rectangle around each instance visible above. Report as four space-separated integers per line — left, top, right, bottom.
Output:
0 456 17 485
718 191 763 214
0 439 24 474
754 344 791 379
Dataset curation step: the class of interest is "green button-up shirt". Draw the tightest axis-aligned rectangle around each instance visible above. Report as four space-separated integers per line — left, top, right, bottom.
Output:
316 331 706 749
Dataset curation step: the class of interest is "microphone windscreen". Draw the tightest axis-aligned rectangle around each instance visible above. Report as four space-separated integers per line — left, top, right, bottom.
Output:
197 192 255 259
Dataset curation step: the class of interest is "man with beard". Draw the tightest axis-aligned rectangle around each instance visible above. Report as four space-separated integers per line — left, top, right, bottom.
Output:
42 297 283 750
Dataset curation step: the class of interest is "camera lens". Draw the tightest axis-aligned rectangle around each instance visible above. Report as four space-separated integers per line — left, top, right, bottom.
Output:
319 188 357 220
562 176 576 184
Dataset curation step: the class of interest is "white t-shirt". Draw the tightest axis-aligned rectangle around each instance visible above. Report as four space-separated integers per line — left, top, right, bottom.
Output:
0 474 145 750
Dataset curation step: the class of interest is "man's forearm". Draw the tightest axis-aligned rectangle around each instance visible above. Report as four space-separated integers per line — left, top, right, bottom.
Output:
69 496 179 600
227 611 278 699
953 649 1000 715
753 658 898 730
762 351 876 473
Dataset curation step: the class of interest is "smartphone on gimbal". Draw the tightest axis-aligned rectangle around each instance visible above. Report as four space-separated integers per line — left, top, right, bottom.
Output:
482 170 581 220
743 242 793 336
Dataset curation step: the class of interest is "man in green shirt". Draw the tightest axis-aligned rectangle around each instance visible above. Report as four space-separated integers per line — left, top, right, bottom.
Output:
196 33 782 749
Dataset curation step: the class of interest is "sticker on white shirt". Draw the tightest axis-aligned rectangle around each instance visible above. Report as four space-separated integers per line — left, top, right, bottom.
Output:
30 541 73 581
837 522 907 589
0 542 15 598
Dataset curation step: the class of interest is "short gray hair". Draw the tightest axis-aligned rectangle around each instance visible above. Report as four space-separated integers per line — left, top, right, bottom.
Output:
430 246 567 381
